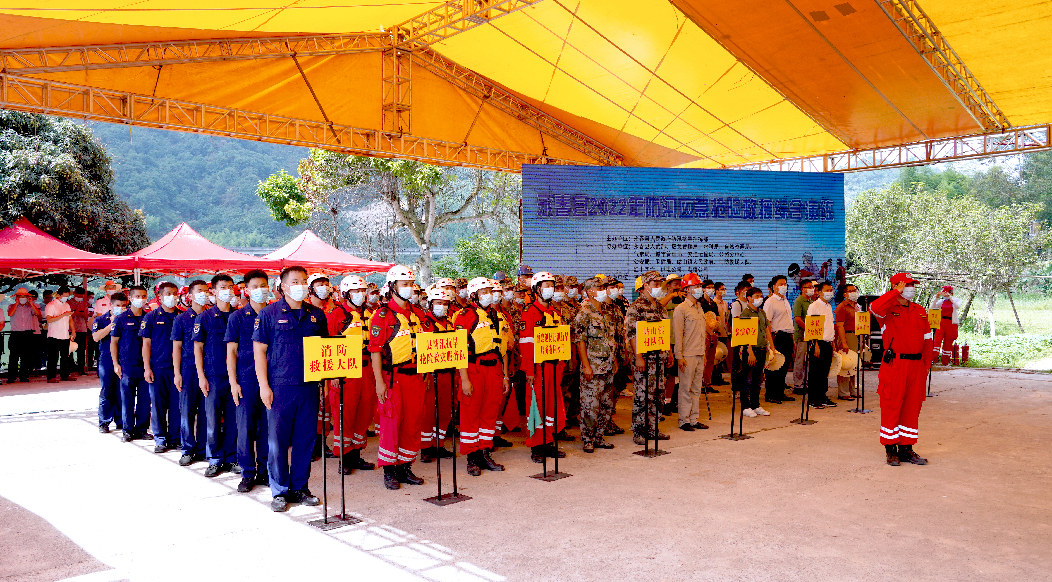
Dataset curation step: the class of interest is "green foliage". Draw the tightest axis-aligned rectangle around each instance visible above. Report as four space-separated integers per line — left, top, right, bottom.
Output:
432 232 519 280
255 169 312 227
0 111 148 255
960 333 1052 369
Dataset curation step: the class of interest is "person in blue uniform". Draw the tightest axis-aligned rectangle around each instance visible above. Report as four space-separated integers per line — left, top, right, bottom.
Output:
141 281 180 453
92 292 127 433
193 274 238 478
225 270 270 493
111 285 151 442
253 266 327 512
172 280 209 466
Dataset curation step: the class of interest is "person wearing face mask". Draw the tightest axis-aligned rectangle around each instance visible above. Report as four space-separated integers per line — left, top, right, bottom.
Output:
111 285 151 441
571 277 619 452
6 288 41 384
805 282 838 409
44 286 76 383
172 280 209 466
734 287 775 418
555 276 581 435
505 283 530 429
931 286 963 366
224 270 272 492
193 274 239 478
93 293 127 433
698 280 722 393
417 285 456 464
490 280 520 442
763 275 796 404
624 271 675 445
519 271 569 463
139 282 180 453
869 273 933 466
599 277 630 436
365 283 380 308
453 278 470 314
323 275 379 474
92 280 119 324
69 287 90 376
671 273 711 432
834 284 861 401
516 265 535 304
452 277 509 476
792 279 817 395
366 265 428 490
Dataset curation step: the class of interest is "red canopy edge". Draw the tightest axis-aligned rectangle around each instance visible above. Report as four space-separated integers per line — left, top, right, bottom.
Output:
0 217 136 277
262 230 394 274
132 222 280 275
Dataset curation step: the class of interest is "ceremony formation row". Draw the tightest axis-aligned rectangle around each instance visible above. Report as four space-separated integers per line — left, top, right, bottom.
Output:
9 264 946 511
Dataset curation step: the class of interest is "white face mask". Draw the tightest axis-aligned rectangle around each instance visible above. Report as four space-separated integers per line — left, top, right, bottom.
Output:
105 289 116 297
608 288 620 300
595 289 608 302
73 296 82 302
478 293 493 308
777 285 788 296
161 295 177 309
432 304 448 318
847 292 859 302
230 296 241 308
458 289 468 299
112 305 124 317
804 288 814 297
515 297 525 305
349 292 365 306
491 292 502 305
397 286 414 301
18 297 27 305
216 289 232 303
704 288 715 298
901 286 916 300
409 294 420 305
193 291 208 305
552 291 566 302
131 298 146 309
568 289 580 300
540 287 554 301
288 284 309 302
691 288 704 299
250 288 268 304
59 296 70 303
504 291 514 302
313 286 329 300
753 298 764 308
650 286 666 300
822 291 834 301
368 293 379 304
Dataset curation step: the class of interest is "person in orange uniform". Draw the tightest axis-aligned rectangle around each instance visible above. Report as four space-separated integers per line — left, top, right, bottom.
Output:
930 286 962 366
518 271 568 464
869 273 933 466
323 275 377 475
453 277 508 476
418 285 456 463
369 265 427 490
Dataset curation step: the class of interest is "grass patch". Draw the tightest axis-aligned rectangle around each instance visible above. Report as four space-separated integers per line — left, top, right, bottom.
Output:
959 333 1052 369
958 292 1052 340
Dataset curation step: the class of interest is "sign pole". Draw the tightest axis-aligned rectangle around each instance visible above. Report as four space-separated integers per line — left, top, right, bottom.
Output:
634 351 670 457
926 326 937 398
422 330 471 504
339 380 346 520
791 340 817 425
531 326 572 480
433 372 442 497
850 332 871 414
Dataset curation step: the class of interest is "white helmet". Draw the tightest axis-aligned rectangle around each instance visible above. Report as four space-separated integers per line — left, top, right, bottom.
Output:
531 271 555 287
488 279 503 291
307 273 329 287
385 265 416 286
434 277 455 288
467 276 493 296
426 286 453 302
339 275 366 293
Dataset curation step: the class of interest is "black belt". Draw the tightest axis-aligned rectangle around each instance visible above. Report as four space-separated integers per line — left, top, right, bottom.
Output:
898 353 922 360
475 358 499 367
382 365 417 375
468 349 499 364
942 316 952 320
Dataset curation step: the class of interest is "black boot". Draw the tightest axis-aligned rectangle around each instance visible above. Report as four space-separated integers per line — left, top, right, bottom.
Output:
340 452 355 475
885 444 900 466
399 463 425 485
530 446 545 464
383 465 400 490
466 451 482 476
420 447 435 463
433 445 453 459
899 444 927 465
545 444 567 458
481 449 505 471
493 435 513 448
350 448 375 471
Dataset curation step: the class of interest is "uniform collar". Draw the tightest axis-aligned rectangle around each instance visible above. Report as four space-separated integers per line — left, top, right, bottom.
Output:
386 298 412 316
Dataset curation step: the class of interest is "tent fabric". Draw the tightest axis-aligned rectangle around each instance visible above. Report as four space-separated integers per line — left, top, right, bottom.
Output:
131 222 279 274
262 230 393 274
0 217 136 277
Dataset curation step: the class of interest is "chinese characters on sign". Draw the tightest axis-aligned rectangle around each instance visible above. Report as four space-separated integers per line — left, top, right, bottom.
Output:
635 320 671 354
536 325 571 362
804 315 826 341
927 309 942 330
416 330 469 374
535 193 837 222
731 317 759 347
303 336 363 382
855 312 871 335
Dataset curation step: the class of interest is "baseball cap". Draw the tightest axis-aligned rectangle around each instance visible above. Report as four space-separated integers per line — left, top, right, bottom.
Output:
518 265 534 277
14 288 30 296
493 271 509 281
890 273 919 286
942 285 953 293
641 270 664 286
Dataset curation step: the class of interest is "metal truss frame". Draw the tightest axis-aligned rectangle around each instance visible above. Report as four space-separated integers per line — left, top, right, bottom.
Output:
392 0 541 47
876 0 1010 132
381 47 412 134
0 73 586 172
732 124 1052 172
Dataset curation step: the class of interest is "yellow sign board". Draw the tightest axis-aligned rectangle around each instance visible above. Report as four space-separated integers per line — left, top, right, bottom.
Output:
731 317 759 347
804 314 826 341
854 311 871 335
927 309 942 330
536 325 572 362
415 329 469 373
636 320 671 354
303 335 363 382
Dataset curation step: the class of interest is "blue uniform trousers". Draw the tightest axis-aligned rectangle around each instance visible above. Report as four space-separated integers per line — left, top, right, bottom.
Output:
148 368 179 447
236 381 269 479
204 375 238 465
267 382 319 497
97 360 121 430
179 367 206 456
120 374 151 436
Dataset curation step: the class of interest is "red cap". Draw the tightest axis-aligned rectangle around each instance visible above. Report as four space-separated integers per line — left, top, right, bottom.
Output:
681 273 702 287
14 288 30 296
103 280 118 286
942 285 953 293
890 272 919 286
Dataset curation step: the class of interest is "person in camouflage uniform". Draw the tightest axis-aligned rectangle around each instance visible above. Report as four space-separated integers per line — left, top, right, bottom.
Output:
572 277 619 453
624 270 673 445
599 276 628 435
556 275 582 430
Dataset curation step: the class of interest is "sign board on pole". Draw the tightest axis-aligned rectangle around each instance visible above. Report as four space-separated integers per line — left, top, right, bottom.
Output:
731 317 759 346
804 314 826 341
927 309 942 330
536 325 572 362
635 320 671 354
415 330 469 373
854 311 871 335
303 336 363 381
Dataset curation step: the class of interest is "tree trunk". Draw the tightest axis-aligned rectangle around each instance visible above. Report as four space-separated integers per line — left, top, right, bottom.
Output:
1007 289 1025 332
986 293 997 338
961 290 975 320
416 244 432 284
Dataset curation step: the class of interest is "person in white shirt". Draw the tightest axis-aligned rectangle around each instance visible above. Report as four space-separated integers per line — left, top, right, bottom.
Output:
762 275 796 404
931 286 963 365
44 285 76 383
805 282 836 409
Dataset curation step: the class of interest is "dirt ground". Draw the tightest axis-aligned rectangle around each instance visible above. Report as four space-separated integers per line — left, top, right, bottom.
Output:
0 367 1049 581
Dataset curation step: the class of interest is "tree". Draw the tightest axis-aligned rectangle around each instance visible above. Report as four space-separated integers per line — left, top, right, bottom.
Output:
846 183 918 291
432 232 519 280
1 111 149 269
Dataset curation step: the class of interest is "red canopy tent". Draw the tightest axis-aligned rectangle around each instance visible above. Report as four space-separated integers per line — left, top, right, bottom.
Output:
263 230 394 274
132 222 279 275
0 217 136 278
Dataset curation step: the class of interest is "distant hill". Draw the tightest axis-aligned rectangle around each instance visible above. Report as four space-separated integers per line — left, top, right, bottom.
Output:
89 122 304 247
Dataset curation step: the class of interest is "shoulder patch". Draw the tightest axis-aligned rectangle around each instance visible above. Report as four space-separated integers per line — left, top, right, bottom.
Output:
193 323 201 334
140 320 146 330
371 325 381 337
253 318 260 330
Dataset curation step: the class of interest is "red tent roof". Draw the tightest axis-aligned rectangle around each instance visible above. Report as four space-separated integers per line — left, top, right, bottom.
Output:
132 222 279 274
263 230 394 274
0 217 136 277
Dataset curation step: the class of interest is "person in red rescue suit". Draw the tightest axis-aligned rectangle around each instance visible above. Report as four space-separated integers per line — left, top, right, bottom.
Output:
417 284 456 464
518 271 568 464
323 275 378 476
453 278 510 476
930 286 963 366
869 273 933 467
369 265 428 490
490 279 518 445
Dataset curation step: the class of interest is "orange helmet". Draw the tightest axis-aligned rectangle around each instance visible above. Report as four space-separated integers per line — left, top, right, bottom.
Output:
681 273 703 287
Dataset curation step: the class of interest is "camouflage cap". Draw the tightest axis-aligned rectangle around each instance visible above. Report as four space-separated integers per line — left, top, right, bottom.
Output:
499 277 514 288
565 275 579 286
641 270 664 286
513 284 529 293
453 277 468 287
553 275 565 286
582 276 606 290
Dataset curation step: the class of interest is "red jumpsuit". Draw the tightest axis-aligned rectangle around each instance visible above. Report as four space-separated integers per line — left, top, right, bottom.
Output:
931 298 959 366
368 300 425 467
453 305 504 454
420 311 455 450
870 290 934 445
518 300 566 448
324 302 375 456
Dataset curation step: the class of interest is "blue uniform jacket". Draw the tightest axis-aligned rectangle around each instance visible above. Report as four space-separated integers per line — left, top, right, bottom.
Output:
171 308 202 375
92 312 114 369
191 305 233 380
111 309 146 377
139 306 177 370
252 297 328 387
223 304 261 387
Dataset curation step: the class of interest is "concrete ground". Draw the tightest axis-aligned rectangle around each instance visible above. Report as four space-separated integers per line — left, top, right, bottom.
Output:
0 367 1049 582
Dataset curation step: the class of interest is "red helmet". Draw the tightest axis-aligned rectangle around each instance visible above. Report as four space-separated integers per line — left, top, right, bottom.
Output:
681 273 703 287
